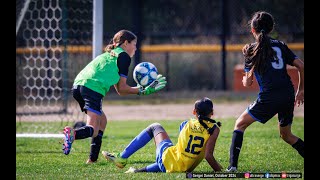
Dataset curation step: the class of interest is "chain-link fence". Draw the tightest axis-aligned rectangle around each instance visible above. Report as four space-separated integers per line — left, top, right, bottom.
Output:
16 0 304 123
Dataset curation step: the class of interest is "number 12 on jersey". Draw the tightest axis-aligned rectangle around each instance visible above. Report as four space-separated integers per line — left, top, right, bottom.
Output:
185 135 204 155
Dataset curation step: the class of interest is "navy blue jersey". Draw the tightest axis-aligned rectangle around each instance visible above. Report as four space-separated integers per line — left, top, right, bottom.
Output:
244 39 298 93
244 39 298 125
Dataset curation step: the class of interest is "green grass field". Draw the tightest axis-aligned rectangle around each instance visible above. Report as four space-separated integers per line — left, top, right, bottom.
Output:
16 117 304 179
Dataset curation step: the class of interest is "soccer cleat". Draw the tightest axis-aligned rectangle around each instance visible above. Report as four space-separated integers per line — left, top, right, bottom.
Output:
102 151 127 168
62 126 74 155
226 166 237 172
125 167 137 173
86 159 97 164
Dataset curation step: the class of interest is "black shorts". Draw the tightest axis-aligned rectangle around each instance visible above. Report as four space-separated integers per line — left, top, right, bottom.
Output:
247 92 295 127
72 85 103 115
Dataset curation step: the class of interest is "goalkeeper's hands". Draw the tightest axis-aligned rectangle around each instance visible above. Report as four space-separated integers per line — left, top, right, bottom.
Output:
138 74 167 95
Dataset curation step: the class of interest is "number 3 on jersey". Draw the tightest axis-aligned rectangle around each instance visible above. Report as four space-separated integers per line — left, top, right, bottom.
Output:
271 47 284 69
185 135 204 155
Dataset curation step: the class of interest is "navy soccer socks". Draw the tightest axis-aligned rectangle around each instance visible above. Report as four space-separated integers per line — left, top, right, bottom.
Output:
74 126 94 139
229 130 244 168
292 138 304 158
89 130 104 162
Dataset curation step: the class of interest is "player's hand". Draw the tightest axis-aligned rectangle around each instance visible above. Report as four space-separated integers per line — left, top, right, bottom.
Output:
138 74 167 95
295 89 304 107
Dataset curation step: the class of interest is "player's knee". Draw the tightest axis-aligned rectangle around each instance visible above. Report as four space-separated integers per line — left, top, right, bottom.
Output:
90 126 100 137
279 131 292 142
234 121 246 131
151 122 162 128
146 122 165 138
235 117 253 131
92 130 99 138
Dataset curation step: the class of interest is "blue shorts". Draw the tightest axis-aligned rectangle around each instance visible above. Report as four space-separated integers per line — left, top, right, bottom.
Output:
72 85 103 115
156 139 173 172
247 92 295 127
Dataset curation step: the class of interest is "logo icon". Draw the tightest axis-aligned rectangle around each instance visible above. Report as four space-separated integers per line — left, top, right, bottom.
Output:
245 172 250 178
187 173 193 178
265 172 270 178
281 172 287 178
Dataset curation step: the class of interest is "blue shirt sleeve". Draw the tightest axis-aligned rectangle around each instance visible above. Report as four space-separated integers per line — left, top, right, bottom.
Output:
280 41 298 66
179 120 188 133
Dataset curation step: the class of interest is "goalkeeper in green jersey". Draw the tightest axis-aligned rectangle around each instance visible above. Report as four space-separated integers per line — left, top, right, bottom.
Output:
61 30 167 164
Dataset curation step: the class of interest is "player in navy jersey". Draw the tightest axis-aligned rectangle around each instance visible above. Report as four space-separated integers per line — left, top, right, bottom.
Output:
226 11 304 172
61 30 167 164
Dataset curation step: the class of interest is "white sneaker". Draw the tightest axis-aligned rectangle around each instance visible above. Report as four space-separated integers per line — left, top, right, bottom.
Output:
125 167 137 173
226 166 237 172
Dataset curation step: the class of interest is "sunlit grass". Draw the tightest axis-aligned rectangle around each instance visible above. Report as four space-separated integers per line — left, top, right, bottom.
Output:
16 117 304 179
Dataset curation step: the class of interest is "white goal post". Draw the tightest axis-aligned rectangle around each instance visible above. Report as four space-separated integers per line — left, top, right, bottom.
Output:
16 0 31 36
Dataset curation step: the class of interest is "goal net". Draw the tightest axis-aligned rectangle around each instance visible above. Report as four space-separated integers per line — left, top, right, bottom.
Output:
16 0 93 127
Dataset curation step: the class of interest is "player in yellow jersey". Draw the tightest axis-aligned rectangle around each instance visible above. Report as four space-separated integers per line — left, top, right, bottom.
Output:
102 97 223 173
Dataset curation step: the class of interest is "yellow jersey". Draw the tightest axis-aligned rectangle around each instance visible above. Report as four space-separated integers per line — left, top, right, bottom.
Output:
162 118 218 172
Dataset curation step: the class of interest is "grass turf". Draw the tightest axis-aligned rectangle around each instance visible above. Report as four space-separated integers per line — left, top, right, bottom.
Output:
16 117 304 179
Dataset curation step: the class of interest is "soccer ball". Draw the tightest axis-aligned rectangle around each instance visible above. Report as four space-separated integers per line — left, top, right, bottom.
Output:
133 62 158 87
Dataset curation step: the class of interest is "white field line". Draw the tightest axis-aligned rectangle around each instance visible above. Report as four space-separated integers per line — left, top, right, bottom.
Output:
16 134 64 138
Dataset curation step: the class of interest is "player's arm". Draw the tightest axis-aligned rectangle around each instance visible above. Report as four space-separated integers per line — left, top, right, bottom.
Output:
242 44 254 87
114 52 140 95
205 127 222 172
242 71 254 87
282 42 304 106
114 77 140 96
292 58 304 106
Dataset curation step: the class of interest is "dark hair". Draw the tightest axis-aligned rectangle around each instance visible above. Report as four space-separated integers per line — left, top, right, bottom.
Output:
194 97 221 134
105 30 137 52
195 97 213 117
243 11 276 75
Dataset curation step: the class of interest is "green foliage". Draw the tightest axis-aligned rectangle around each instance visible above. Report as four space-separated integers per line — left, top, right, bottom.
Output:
16 118 304 179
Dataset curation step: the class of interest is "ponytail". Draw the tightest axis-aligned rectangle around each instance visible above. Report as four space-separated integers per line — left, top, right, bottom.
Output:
197 114 221 135
105 39 116 52
246 11 276 75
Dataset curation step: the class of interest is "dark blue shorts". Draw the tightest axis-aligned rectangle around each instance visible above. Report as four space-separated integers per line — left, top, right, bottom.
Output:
72 85 103 115
247 92 295 127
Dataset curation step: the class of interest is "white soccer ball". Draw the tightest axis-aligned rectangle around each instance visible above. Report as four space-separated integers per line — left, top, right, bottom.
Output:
133 62 158 87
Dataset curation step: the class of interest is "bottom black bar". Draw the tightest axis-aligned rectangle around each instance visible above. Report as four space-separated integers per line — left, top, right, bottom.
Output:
186 172 303 178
